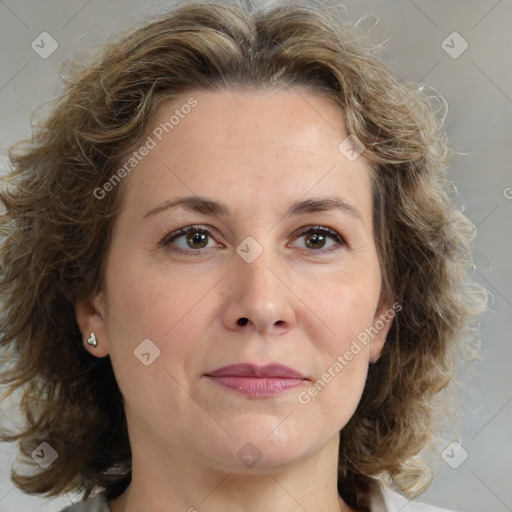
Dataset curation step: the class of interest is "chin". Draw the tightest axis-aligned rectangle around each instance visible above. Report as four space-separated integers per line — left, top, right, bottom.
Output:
197 418 329 473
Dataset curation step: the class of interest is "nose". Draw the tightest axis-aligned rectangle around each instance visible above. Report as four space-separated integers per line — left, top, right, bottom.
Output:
220 251 297 335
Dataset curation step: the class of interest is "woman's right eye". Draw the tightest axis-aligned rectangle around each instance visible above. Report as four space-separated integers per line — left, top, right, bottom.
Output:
161 225 220 253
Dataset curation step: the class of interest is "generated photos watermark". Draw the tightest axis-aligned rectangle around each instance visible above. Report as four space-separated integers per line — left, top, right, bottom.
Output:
297 302 402 405
94 97 198 200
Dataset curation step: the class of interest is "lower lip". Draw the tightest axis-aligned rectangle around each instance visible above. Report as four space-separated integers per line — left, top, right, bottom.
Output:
207 376 305 397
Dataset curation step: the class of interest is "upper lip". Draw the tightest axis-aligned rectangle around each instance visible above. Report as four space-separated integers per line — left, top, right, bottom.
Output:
206 363 306 379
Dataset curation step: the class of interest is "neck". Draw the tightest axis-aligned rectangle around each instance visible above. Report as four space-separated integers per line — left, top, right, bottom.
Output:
109 435 356 512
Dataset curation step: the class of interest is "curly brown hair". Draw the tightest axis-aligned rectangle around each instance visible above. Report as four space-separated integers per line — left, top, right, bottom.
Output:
0 1 485 510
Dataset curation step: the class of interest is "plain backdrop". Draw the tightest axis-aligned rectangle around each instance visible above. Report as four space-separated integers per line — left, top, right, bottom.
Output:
0 1 511 511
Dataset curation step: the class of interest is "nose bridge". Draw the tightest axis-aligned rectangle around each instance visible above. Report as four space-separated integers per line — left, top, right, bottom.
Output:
222 240 296 333
239 247 277 295
235 242 282 306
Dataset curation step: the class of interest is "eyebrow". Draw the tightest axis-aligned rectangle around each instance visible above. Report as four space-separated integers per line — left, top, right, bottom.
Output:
143 195 363 222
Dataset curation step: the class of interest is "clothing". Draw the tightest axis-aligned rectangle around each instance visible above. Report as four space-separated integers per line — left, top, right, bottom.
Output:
371 483 456 512
58 491 110 511
58 482 457 511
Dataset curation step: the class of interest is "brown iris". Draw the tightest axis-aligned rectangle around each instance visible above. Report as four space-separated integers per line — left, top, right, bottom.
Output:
304 232 326 249
186 231 209 249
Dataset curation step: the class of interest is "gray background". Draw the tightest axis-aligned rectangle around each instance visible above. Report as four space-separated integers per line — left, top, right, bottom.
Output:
0 1 511 511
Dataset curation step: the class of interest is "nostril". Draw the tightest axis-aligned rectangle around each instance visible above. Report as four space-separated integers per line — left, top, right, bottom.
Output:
237 317 249 326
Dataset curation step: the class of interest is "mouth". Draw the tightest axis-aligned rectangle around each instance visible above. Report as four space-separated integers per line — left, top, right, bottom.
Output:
204 363 308 398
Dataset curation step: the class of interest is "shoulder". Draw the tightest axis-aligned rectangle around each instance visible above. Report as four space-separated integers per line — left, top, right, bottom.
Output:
57 491 111 512
370 480 459 512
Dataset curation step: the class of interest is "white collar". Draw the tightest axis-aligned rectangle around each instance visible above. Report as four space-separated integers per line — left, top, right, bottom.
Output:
369 479 457 512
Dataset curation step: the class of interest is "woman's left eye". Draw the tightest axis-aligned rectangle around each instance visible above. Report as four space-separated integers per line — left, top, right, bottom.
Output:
290 226 346 252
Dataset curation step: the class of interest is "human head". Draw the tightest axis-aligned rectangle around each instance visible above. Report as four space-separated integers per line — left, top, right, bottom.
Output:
0 1 482 510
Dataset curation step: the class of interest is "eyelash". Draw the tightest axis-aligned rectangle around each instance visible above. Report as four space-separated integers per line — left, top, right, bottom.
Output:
160 224 347 255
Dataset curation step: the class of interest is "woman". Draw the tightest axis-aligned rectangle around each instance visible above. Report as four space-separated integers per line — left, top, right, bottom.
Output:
0 1 484 511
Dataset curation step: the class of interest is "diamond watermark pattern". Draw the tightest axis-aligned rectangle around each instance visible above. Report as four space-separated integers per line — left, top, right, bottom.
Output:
134 338 161 366
31 32 58 59
236 236 263 264
441 441 469 469
441 32 468 59
31 442 58 469
236 442 263 468
338 134 365 161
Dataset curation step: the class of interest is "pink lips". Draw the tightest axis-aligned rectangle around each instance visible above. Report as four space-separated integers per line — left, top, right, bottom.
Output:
205 363 307 398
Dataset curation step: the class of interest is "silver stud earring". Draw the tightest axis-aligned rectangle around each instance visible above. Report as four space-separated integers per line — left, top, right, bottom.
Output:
86 332 98 347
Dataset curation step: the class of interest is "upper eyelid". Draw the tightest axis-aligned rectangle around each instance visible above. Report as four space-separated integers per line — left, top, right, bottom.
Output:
162 224 346 248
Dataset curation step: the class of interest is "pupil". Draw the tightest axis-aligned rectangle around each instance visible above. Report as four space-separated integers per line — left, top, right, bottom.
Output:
306 233 325 249
187 231 208 248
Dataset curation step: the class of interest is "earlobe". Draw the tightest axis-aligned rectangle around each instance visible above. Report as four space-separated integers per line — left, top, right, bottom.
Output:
75 293 110 358
368 302 395 363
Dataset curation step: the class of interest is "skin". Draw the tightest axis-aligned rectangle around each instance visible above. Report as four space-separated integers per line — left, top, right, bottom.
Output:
76 88 393 512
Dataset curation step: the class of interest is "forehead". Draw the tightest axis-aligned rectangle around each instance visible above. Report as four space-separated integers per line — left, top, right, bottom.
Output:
120 88 373 221
150 88 345 152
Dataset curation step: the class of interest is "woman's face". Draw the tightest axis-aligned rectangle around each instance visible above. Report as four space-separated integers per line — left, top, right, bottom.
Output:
78 89 392 473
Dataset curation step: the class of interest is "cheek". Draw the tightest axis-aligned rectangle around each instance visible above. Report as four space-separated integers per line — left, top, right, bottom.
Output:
296 267 379 413
300 281 374 426
304 268 380 349
107 259 175 331
103 256 217 366
101 261 214 419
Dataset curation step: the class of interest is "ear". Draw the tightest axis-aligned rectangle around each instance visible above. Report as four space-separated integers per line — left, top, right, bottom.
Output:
368 301 397 363
75 292 110 358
